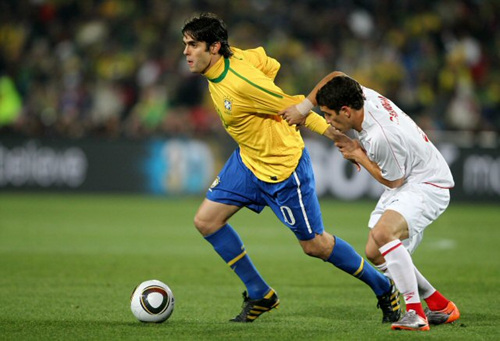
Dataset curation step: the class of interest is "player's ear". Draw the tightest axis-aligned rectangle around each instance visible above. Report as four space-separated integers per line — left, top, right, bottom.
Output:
210 42 221 55
341 106 351 118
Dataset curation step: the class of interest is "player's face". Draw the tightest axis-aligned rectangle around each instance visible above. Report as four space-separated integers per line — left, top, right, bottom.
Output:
321 106 351 132
183 34 215 74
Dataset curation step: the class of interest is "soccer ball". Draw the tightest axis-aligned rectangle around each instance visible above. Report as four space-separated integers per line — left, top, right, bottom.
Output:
130 279 175 323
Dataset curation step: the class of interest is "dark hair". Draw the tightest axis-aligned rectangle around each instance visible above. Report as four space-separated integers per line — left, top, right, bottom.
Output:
182 12 233 58
316 76 365 113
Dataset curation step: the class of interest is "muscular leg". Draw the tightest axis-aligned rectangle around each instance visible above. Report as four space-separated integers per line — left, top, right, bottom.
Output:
366 214 453 317
194 198 270 299
194 198 240 236
299 231 391 297
366 236 385 266
367 235 439 300
298 231 335 260
260 159 391 297
370 210 425 318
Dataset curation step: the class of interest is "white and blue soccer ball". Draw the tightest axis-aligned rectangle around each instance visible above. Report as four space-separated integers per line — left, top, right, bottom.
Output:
130 279 175 323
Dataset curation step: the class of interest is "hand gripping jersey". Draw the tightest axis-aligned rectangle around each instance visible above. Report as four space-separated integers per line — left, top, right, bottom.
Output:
203 47 329 183
356 86 454 189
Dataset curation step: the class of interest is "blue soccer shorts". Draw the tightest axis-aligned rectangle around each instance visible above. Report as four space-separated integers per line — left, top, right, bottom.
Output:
206 147 324 241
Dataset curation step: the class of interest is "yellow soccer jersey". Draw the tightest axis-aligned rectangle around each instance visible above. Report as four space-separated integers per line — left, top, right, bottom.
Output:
204 46 329 182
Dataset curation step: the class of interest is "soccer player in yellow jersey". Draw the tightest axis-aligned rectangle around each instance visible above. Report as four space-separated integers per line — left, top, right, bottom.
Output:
182 13 401 323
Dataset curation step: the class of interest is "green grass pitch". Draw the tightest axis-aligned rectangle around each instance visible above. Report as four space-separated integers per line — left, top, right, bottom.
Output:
0 193 499 340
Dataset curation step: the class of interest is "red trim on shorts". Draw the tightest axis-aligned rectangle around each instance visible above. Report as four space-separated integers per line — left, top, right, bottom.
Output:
381 242 403 257
423 182 454 189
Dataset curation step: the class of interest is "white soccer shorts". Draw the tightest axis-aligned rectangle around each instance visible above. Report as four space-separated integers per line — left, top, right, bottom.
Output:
368 182 450 254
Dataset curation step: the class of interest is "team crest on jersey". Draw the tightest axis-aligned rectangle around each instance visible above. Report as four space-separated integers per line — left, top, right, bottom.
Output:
210 176 220 189
223 96 233 115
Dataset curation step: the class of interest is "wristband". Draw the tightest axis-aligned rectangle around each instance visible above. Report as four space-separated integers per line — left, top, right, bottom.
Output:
296 98 314 116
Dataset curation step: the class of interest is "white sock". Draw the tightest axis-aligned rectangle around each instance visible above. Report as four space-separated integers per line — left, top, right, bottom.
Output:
374 262 393 280
375 262 388 273
379 239 420 305
376 261 436 299
414 266 436 299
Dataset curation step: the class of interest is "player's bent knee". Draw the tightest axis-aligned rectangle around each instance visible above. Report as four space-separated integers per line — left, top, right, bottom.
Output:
300 241 329 259
193 215 205 234
365 247 379 264
193 215 218 236
301 245 317 257
299 233 335 260
369 227 392 247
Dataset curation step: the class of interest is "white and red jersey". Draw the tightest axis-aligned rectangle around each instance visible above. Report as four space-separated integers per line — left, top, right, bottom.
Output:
355 86 454 189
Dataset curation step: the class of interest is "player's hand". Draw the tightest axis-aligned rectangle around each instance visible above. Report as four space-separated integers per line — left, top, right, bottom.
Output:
279 105 307 126
323 126 361 171
334 136 363 172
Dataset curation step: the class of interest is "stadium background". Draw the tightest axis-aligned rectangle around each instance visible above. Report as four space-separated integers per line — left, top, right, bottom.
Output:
0 0 499 201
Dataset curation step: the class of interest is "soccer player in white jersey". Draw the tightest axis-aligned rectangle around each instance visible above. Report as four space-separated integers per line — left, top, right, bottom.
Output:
281 72 460 331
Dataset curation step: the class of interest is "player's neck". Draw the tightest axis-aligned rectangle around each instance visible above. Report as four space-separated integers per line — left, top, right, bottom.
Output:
353 108 364 132
202 54 223 75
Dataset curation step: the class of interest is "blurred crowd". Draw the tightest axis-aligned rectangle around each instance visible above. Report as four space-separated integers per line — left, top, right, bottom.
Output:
0 0 499 140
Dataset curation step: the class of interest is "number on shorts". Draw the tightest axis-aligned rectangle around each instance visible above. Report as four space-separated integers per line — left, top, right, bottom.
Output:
280 206 296 225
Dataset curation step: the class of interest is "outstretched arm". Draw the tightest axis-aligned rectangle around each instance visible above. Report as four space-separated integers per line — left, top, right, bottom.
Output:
276 70 360 169
279 71 346 125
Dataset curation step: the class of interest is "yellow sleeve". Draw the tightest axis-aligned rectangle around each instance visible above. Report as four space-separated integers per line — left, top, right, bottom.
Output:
304 111 330 135
233 47 280 80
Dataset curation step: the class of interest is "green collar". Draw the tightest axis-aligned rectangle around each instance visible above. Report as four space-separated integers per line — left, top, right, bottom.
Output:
207 58 229 83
